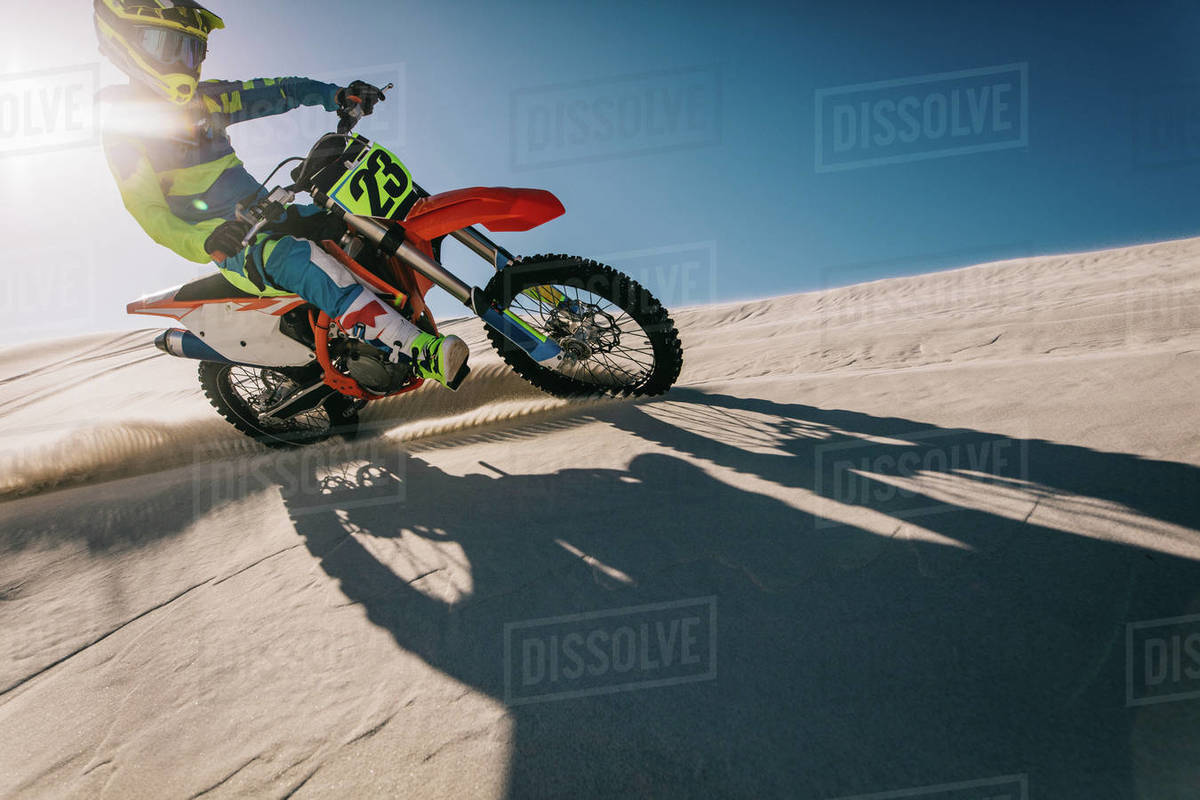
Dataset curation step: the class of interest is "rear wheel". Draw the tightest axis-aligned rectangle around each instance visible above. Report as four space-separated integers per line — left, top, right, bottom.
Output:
198 361 359 448
483 254 683 398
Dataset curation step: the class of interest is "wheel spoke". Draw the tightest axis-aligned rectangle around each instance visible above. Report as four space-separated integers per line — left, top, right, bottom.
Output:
487 259 681 398
222 365 331 438
502 280 662 389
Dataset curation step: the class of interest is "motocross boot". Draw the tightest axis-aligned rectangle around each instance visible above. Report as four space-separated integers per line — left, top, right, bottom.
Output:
405 332 471 391
336 293 470 391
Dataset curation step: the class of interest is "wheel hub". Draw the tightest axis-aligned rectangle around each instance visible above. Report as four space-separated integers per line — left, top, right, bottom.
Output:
548 301 619 360
256 370 299 410
561 335 593 360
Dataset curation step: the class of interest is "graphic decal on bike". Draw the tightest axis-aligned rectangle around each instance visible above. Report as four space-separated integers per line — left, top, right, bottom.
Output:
327 142 415 219
502 309 549 342
128 295 306 320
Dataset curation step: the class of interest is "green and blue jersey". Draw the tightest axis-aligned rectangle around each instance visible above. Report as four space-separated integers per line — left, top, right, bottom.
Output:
101 76 341 264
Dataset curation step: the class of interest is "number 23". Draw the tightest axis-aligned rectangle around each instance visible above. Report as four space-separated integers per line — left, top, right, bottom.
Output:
349 149 410 217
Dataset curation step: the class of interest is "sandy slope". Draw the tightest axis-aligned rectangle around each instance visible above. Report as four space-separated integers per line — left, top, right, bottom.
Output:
1 238 1199 799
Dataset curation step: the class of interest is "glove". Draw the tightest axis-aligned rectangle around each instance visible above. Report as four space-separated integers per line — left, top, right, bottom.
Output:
304 211 348 243
336 80 386 116
204 219 253 262
275 207 346 243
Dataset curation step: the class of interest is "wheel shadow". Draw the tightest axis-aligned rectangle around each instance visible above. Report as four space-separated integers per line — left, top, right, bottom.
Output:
276 389 1200 799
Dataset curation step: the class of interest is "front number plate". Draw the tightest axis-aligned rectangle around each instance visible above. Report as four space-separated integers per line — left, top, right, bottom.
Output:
327 142 415 219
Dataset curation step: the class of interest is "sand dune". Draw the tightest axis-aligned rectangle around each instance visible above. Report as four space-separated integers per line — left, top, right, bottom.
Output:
1 238 1199 798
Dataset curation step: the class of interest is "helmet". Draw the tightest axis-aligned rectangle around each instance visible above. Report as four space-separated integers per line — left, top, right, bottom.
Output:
94 0 224 106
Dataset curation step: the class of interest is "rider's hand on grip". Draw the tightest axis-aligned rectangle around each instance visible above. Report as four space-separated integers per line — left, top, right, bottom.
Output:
336 80 386 133
337 80 386 115
204 219 253 263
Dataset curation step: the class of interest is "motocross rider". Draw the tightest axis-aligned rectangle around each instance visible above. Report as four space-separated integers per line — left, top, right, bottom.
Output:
94 0 470 389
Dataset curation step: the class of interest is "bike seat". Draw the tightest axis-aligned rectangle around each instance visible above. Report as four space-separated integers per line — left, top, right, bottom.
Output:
174 273 262 301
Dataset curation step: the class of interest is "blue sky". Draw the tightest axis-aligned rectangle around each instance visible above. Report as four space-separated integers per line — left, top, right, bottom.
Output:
2 0 1199 338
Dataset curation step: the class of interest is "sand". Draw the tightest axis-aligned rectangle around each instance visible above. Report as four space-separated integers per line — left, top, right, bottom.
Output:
1 237 1199 799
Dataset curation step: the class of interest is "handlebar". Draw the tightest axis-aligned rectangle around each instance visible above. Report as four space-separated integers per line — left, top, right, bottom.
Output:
212 85 395 262
212 187 300 262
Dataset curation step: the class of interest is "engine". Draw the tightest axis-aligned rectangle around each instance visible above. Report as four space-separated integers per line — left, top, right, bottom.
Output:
330 338 413 393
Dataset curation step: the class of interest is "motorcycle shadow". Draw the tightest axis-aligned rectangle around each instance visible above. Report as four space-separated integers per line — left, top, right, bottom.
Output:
273 389 1200 800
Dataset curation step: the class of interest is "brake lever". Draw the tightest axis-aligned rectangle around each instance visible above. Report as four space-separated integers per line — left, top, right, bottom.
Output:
239 218 270 249
234 187 296 248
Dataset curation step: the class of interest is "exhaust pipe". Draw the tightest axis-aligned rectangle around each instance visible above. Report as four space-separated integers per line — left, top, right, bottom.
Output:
155 328 331 420
155 328 239 364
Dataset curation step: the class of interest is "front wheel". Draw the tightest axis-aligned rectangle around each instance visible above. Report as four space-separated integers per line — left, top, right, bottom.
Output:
483 254 683 398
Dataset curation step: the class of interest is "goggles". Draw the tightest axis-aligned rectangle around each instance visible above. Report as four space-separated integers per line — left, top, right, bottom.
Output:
136 26 207 72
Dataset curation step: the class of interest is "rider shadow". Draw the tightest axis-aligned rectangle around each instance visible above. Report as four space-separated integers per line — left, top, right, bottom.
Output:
276 390 1200 800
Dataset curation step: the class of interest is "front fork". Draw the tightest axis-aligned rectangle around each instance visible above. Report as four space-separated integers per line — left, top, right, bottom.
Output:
449 226 514 270
313 191 564 367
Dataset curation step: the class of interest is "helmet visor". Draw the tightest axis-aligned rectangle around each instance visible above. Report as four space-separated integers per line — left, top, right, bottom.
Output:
136 26 207 72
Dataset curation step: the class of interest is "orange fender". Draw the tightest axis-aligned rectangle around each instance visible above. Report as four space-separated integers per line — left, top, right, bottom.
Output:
402 187 564 240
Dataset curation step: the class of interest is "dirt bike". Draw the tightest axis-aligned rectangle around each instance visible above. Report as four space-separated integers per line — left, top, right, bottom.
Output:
128 88 683 447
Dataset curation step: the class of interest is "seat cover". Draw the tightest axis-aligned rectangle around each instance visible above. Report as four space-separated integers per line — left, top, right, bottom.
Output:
174 272 261 301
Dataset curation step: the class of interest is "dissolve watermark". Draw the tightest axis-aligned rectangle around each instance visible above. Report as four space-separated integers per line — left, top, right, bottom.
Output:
0 64 99 156
830 774 1027 800
815 63 1028 172
0 245 96 336
601 241 718 309
815 242 1036 332
193 434 406 518
1133 85 1200 167
813 429 1029 528
230 63 406 159
190 608 399 700
511 66 721 170
504 596 717 705
1127 613 1200 707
